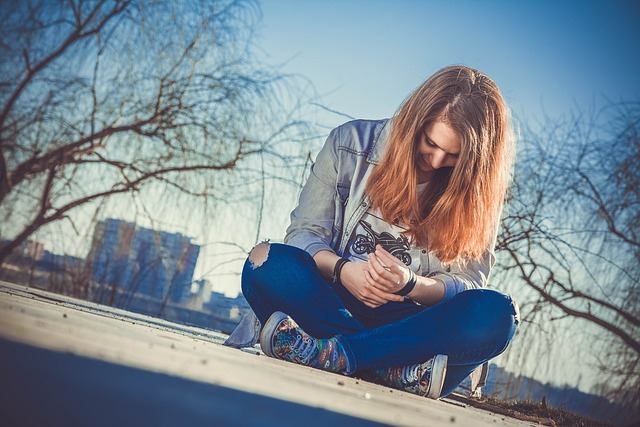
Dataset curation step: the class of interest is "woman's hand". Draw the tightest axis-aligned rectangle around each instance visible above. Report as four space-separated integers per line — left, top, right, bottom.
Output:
364 245 446 307
340 260 404 308
366 245 412 294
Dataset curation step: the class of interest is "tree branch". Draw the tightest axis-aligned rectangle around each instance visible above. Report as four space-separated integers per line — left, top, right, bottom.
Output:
0 1 131 133
506 247 640 354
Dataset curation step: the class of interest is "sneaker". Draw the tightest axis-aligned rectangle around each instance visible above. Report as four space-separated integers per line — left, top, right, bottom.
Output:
260 311 347 373
370 355 448 399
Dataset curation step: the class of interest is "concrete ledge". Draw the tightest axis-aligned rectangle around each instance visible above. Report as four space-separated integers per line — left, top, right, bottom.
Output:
0 282 531 426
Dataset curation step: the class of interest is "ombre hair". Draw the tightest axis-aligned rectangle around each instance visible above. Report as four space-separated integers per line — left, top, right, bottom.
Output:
366 65 515 263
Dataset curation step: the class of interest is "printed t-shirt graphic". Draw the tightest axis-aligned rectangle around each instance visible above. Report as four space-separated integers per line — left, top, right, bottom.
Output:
344 211 422 273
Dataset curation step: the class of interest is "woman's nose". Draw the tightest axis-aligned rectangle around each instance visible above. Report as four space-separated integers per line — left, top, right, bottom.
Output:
431 150 447 169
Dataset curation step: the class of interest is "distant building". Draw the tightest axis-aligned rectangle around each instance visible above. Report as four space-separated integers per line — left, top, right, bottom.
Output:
2 229 251 334
87 219 200 307
0 239 85 295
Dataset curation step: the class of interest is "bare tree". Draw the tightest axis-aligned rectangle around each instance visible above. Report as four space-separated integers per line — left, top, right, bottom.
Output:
494 101 639 417
0 0 312 264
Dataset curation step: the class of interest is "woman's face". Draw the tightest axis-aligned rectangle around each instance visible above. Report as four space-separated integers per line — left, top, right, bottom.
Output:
416 119 461 183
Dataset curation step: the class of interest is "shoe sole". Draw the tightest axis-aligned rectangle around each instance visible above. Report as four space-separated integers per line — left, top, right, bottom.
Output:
260 311 289 359
426 354 448 399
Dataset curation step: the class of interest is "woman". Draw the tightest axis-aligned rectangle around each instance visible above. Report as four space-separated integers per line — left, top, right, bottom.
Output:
240 65 518 399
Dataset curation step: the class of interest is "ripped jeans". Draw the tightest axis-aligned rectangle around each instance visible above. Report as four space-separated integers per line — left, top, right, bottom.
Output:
241 242 519 397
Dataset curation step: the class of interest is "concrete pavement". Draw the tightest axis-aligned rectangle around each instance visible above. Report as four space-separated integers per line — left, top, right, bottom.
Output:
0 281 535 427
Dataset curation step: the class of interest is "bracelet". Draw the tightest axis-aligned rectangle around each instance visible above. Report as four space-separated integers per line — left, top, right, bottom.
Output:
394 269 417 296
333 258 351 284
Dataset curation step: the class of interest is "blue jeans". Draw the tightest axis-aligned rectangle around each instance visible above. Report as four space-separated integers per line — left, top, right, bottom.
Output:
241 243 519 396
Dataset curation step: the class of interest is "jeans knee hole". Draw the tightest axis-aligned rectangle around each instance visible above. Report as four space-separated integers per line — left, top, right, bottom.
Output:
248 240 270 270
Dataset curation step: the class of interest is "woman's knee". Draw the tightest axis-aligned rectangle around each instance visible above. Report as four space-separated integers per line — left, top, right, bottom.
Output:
458 289 518 320
241 242 317 296
247 241 313 267
453 289 520 341
247 241 272 270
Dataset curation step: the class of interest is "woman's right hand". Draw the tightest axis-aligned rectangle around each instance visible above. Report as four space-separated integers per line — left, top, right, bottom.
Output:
340 261 404 308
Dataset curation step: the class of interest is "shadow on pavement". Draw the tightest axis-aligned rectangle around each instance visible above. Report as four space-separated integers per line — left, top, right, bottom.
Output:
0 338 389 427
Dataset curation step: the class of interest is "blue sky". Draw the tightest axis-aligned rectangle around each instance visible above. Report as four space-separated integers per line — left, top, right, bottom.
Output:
257 0 639 127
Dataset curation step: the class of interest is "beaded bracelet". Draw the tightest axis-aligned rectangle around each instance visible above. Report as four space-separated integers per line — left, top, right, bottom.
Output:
333 258 351 284
394 269 417 296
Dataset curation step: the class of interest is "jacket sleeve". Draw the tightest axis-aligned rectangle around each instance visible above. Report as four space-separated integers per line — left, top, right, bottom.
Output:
431 248 496 303
284 126 341 256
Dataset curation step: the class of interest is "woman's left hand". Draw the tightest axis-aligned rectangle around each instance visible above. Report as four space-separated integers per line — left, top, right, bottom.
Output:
365 245 412 294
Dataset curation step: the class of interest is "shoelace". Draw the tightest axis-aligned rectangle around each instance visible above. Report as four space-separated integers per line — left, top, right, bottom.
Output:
401 364 420 384
292 333 317 365
401 363 430 395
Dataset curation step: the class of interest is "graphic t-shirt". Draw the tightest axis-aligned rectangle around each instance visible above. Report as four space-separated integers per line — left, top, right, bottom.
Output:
343 182 429 273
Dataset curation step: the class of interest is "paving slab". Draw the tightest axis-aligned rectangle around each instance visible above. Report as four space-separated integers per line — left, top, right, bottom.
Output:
0 281 534 427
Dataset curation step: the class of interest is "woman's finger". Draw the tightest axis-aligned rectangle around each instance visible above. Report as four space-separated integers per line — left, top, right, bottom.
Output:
364 262 400 293
364 271 404 302
359 285 388 305
375 245 410 285
367 253 397 283
375 245 405 267
364 268 389 291
366 284 403 304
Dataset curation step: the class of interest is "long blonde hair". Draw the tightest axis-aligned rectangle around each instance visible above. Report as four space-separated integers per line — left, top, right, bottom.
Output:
366 65 515 263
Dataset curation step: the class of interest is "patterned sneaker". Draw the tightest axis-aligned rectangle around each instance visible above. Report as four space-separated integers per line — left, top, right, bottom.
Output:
260 311 348 373
370 355 448 399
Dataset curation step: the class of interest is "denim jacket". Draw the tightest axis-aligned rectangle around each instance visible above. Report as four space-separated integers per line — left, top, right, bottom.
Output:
284 119 497 303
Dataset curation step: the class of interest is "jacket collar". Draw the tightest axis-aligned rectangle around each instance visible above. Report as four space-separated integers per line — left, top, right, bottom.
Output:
367 118 391 164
